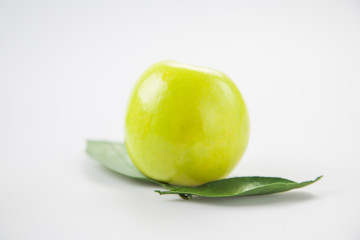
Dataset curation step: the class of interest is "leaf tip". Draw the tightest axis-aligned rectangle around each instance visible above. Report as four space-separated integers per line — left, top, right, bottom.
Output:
314 175 323 182
85 139 96 152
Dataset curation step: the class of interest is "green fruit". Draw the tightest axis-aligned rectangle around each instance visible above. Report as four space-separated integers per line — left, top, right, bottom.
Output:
125 61 249 186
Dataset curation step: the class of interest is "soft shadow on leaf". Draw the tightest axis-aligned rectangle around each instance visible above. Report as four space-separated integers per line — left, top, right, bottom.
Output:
168 191 318 207
156 176 322 198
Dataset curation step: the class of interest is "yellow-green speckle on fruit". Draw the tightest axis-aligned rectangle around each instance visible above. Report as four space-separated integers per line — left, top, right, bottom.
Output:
125 61 249 186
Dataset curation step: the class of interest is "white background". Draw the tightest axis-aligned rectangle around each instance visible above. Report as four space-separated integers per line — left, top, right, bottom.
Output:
1 0 360 239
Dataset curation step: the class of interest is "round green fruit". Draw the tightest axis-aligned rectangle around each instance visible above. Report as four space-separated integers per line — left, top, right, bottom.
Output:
125 61 249 186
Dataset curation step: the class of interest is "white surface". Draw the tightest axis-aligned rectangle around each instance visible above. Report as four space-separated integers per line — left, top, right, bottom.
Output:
1 0 360 239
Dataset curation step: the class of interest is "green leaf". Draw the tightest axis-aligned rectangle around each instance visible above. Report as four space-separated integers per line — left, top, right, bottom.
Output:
155 176 322 199
86 140 153 183
86 140 322 200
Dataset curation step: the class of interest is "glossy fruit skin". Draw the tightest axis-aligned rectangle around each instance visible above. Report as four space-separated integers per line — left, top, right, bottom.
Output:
125 61 249 186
